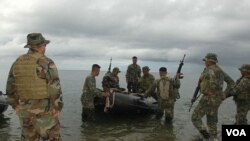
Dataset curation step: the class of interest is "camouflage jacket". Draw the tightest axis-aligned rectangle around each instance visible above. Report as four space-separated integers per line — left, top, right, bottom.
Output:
6 50 63 111
81 74 102 108
231 76 250 101
200 64 235 98
126 64 141 82
102 73 120 91
145 75 180 101
138 73 155 92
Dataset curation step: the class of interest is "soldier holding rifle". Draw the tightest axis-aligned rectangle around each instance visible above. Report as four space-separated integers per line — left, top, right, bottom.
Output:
191 53 234 139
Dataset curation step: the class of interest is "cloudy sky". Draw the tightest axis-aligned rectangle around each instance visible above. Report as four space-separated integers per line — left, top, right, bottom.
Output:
0 0 250 73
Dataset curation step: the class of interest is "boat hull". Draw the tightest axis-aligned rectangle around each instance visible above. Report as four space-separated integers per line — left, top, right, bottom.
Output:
94 92 157 115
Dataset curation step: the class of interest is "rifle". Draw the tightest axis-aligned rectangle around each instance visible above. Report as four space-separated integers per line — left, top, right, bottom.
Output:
189 80 201 112
176 54 186 79
174 54 186 99
105 57 112 75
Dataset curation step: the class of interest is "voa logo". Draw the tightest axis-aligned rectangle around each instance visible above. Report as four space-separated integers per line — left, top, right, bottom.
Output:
226 129 246 136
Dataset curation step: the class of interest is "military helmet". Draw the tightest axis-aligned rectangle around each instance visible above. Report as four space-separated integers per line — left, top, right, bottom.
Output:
202 53 218 63
24 33 50 48
239 64 250 73
142 66 150 71
113 67 121 73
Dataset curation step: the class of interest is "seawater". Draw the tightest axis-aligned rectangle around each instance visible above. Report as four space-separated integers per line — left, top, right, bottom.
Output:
0 70 248 141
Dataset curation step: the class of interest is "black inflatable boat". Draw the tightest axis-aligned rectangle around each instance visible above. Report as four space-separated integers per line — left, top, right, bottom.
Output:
94 92 158 115
0 91 8 114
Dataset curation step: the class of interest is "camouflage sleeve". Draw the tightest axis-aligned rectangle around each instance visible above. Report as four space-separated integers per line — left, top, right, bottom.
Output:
171 78 180 89
37 57 63 112
6 63 19 109
138 65 141 78
231 78 247 96
145 80 157 97
85 76 102 97
125 65 130 82
223 71 235 93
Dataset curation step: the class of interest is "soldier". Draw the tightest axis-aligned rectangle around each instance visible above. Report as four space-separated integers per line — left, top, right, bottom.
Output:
6 33 63 141
226 64 250 125
81 64 110 121
138 66 155 93
145 67 181 121
191 53 235 139
102 67 124 92
126 56 141 93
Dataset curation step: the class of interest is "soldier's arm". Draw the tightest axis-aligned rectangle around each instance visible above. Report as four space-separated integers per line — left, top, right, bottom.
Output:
145 80 157 97
6 63 19 109
125 66 130 82
138 66 141 78
223 71 235 93
229 78 246 97
173 78 181 89
38 57 63 112
85 76 102 97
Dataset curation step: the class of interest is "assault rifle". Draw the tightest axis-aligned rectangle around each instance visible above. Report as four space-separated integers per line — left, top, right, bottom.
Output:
189 80 201 112
174 54 186 99
106 57 112 75
176 54 186 79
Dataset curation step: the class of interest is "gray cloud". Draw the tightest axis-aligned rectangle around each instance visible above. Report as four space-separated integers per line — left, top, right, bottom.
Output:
1 0 250 71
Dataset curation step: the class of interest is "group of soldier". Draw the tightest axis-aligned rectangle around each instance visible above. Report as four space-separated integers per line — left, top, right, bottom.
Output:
5 32 250 141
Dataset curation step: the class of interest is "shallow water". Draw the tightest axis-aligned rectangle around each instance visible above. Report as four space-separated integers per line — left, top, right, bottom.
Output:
0 70 248 141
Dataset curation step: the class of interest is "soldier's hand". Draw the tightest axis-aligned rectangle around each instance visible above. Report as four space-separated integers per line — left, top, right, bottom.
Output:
176 73 183 79
102 92 110 97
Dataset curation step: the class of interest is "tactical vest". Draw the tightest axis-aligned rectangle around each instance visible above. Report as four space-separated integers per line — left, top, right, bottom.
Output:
13 53 49 100
157 77 173 100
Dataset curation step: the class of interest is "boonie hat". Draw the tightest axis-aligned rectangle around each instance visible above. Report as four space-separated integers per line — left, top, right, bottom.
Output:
202 53 218 63
113 67 121 73
142 66 150 71
239 64 250 73
24 33 50 48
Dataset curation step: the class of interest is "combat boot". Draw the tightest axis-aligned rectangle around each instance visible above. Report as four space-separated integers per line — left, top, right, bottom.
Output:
199 130 210 139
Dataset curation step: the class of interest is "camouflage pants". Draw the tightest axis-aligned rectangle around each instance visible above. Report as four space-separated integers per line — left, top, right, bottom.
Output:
157 99 175 121
18 100 61 141
191 95 221 137
235 100 250 125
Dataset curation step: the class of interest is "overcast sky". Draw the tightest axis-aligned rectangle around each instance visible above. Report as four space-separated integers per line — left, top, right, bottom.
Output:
1 0 250 73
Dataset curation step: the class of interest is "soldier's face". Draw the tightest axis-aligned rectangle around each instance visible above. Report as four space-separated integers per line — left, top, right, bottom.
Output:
143 70 149 75
159 71 166 77
132 58 137 64
96 68 100 76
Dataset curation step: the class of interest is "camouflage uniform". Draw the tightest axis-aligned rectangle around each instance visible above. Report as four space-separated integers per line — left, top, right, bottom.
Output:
126 63 141 93
138 66 155 93
229 64 250 125
81 74 102 120
191 53 234 138
145 69 180 121
6 33 63 141
102 67 121 92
